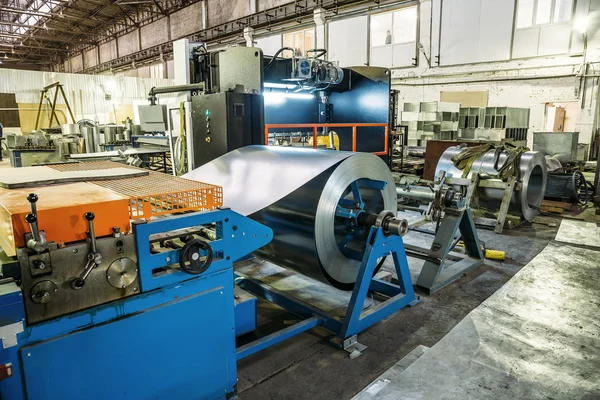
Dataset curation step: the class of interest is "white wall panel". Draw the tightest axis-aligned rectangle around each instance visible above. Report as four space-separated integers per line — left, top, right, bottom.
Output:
538 24 571 55
392 43 416 67
478 0 515 61
512 28 540 58
327 16 368 67
440 0 481 65
419 1 432 65
571 0 591 53
431 0 442 63
371 46 393 68
0 69 173 120
255 34 282 56
440 0 513 65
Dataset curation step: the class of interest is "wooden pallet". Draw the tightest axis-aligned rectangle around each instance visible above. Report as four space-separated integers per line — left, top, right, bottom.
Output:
541 200 574 214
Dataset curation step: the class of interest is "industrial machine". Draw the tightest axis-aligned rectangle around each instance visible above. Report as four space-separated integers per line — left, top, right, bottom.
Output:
143 44 392 174
435 144 547 233
396 170 484 293
0 146 426 398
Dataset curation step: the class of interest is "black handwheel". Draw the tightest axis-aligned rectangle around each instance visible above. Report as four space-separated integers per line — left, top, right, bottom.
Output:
571 170 589 205
179 239 213 275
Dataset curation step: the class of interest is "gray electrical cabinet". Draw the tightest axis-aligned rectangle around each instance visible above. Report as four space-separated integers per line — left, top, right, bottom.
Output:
190 92 264 168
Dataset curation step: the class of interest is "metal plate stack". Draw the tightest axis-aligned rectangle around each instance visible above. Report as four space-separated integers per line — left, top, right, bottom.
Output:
185 145 397 289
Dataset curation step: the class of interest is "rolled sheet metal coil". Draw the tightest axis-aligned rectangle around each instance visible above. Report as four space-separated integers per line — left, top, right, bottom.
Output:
435 146 547 221
184 145 398 290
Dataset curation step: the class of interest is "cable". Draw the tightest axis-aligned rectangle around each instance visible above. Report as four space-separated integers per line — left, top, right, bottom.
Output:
306 48 327 58
264 47 294 71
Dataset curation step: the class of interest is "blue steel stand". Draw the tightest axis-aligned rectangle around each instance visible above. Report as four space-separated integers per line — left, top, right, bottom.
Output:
236 224 418 359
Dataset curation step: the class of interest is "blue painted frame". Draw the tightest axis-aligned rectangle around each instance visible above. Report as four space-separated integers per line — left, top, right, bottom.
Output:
0 209 273 400
133 209 273 292
236 225 418 355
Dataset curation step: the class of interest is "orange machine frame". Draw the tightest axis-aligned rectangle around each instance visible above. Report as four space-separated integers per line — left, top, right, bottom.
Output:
0 182 131 257
264 123 390 155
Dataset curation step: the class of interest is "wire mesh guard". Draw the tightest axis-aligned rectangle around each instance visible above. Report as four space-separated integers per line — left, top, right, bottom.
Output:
49 161 223 218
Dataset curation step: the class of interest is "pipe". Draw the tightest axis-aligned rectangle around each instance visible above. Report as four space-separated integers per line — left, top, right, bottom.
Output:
150 83 205 96
393 74 576 86
396 185 436 203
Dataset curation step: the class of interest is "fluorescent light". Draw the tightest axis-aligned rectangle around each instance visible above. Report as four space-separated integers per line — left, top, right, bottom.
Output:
264 82 298 90
574 16 589 34
263 92 314 100
263 92 314 106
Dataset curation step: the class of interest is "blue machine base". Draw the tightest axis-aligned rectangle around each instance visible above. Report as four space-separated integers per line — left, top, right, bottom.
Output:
235 226 418 359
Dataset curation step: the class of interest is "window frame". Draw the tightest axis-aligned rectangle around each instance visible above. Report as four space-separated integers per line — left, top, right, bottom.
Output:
368 3 420 68
515 0 574 30
369 4 419 50
282 27 316 58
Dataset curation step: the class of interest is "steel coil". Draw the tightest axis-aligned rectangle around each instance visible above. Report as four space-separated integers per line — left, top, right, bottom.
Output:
435 145 547 221
185 145 398 290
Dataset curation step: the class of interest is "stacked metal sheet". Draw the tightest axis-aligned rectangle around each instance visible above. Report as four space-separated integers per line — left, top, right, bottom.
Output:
458 107 530 142
399 102 460 146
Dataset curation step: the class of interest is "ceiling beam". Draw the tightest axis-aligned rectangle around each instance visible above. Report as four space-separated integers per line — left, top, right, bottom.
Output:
0 19 109 37
0 5 88 22
0 32 93 44
0 41 67 51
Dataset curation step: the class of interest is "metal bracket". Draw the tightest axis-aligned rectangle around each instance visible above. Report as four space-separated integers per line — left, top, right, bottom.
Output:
331 335 367 359
494 176 517 234
0 321 23 349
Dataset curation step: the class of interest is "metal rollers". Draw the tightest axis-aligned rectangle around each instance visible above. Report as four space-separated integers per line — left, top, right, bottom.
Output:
435 146 547 221
184 145 397 289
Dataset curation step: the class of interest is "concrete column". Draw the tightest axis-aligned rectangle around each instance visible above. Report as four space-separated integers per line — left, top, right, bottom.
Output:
244 27 255 47
314 8 326 54
201 0 207 30
248 0 257 14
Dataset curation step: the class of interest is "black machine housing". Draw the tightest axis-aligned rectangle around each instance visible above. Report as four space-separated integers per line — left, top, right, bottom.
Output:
188 46 392 166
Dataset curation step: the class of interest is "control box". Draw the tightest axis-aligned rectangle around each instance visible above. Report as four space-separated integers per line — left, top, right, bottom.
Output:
190 92 264 168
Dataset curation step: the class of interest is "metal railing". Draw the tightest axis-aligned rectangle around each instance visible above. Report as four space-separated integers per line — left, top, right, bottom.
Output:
264 123 389 156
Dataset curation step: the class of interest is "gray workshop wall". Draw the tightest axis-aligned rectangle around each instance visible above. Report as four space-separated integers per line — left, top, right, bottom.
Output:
207 0 249 26
118 30 140 57
84 48 98 69
70 54 84 73
141 18 169 49
258 0 288 11
99 40 118 64
170 2 204 39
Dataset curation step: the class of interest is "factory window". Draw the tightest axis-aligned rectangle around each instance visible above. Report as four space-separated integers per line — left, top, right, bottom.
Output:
369 5 418 68
282 28 315 57
513 0 574 59
516 0 573 29
370 6 417 47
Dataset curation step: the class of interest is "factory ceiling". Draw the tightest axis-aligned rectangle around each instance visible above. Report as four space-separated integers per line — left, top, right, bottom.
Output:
0 0 196 67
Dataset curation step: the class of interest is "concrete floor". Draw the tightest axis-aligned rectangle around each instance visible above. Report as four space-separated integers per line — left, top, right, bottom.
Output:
236 207 589 399
353 239 600 399
4 157 597 399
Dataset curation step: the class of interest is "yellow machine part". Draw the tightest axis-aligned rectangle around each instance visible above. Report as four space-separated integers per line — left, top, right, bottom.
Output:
484 249 506 261
308 131 340 150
